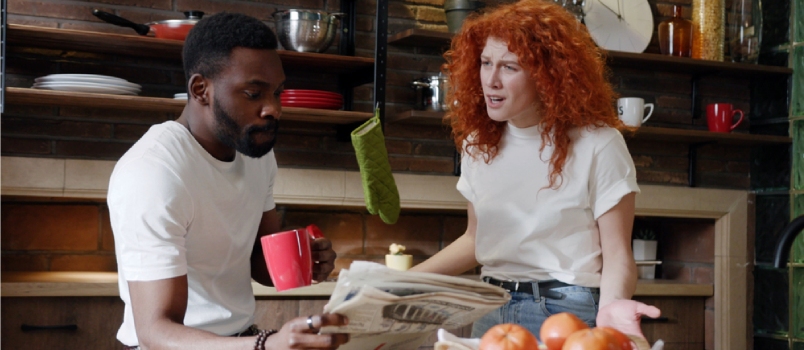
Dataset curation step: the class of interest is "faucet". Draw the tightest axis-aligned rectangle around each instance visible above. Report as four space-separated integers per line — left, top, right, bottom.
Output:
773 214 804 268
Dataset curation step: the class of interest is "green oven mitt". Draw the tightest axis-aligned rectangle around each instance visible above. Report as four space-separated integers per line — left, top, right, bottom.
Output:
351 108 400 224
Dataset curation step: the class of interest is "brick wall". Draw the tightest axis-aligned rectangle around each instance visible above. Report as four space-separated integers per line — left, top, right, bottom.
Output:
0 198 471 276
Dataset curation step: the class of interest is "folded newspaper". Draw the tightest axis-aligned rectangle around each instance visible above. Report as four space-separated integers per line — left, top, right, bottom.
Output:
320 261 511 350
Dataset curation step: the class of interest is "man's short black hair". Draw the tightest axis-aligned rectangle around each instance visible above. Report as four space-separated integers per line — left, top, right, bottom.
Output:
182 12 278 82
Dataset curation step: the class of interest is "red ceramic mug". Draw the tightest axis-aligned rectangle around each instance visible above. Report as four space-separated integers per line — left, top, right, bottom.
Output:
706 103 744 133
261 224 324 291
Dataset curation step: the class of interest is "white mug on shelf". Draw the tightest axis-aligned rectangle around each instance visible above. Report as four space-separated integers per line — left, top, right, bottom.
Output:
617 97 654 127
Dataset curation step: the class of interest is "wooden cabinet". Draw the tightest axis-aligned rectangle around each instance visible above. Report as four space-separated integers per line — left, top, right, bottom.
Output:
634 296 708 350
1 297 125 349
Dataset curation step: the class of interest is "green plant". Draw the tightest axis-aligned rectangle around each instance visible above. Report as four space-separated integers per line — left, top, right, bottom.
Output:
634 229 656 241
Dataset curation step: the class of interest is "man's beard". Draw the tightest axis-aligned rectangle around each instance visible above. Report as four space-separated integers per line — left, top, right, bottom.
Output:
213 97 279 158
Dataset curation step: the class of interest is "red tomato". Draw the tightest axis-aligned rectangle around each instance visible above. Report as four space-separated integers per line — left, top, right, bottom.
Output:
561 328 619 350
598 327 634 350
480 323 540 350
539 313 589 350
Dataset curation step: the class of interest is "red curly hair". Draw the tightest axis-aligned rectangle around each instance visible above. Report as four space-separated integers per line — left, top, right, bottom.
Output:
445 0 624 189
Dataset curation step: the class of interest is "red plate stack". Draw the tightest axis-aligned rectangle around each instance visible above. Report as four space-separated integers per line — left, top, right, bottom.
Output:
281 89 343 110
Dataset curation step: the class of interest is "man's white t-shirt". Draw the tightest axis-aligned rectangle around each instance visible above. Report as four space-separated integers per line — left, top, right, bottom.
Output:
107 121 277 346
457 123 639 287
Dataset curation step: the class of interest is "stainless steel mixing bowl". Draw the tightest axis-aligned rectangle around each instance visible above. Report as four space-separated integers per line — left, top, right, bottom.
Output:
273 10 343 53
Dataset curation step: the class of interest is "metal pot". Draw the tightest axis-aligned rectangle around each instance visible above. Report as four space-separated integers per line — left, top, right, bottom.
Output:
411 74 449 111
272 9 344 53
92 9 204 41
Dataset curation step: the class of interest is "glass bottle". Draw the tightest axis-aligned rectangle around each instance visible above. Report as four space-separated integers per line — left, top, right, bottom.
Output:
692 0 725 61
728 0 762 63
658 5 693 57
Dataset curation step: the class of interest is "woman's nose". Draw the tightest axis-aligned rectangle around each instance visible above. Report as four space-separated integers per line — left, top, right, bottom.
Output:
484 69 501 89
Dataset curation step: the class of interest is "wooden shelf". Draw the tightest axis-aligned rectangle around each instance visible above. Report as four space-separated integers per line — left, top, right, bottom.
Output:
388 29 793 77
388 109 449 125
1 272 712 297
388 28 454 48
5 88 372 124
626 125 791 145
389 110 791 145
7 24 375 76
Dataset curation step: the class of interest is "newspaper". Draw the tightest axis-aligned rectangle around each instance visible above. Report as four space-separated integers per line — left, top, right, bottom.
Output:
320 261 511 350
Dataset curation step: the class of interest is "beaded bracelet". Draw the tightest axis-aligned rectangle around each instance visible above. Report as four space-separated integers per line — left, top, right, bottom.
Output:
253 329 278 350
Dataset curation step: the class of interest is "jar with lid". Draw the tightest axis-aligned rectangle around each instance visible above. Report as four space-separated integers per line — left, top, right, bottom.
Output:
727 0 762 63
658 5 693 57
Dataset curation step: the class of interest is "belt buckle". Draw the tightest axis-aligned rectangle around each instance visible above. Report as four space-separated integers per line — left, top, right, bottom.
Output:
513 281 519 292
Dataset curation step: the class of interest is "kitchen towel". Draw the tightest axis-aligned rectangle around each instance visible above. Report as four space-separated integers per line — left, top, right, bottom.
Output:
351 108 400 224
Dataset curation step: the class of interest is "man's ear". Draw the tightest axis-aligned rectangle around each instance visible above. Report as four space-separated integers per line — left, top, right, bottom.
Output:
188 74 209 105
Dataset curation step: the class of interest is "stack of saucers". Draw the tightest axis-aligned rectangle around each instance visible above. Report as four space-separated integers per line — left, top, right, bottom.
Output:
32 74 141 95
280 89 343 110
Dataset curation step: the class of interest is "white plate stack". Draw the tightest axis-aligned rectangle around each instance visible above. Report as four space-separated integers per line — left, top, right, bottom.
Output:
32 74 141 95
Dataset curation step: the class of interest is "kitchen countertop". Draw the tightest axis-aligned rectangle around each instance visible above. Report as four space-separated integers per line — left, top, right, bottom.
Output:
1 272 713 298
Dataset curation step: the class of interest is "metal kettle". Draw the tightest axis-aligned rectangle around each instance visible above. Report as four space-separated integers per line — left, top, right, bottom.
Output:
411 73 449 111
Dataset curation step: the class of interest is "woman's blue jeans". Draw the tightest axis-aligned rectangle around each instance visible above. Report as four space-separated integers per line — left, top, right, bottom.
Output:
470 284 600 339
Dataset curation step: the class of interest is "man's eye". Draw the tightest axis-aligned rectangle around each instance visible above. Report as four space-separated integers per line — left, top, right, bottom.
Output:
246 91 261 99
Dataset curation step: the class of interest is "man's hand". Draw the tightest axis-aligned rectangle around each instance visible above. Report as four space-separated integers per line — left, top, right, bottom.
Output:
596 299 661 339
311 238 336 282
266 313 349 350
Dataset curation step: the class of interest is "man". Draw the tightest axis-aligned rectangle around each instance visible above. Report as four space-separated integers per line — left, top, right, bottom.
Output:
108 12 349 350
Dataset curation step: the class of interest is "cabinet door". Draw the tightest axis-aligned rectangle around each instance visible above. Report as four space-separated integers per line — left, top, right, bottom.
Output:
2 297 125 349
633 296 706 350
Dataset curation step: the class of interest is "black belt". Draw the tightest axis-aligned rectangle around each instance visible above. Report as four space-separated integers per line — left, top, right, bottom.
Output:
483 277 570 299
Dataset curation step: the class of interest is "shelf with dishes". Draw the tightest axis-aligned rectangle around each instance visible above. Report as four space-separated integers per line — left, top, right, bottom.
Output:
387 28 793 77
389 109 792 145
7 24 375 78
5 87 372 124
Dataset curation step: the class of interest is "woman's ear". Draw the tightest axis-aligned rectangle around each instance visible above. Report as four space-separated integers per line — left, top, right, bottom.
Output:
188 74 209 105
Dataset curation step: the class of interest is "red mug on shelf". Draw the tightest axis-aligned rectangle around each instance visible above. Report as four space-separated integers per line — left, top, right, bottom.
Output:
261 224 324 292
706 103 744 133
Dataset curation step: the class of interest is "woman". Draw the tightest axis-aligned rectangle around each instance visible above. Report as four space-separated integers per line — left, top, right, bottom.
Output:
410 0 659 340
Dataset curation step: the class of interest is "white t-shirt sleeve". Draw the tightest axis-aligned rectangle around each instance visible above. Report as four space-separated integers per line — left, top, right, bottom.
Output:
589 132 640 219
263 151 277 212
108 157 194 281
456 152 477 204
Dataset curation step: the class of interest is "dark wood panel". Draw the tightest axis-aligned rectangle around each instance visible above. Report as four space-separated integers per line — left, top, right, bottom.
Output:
634 296 706 345
254 299 302 330
2 297 125 349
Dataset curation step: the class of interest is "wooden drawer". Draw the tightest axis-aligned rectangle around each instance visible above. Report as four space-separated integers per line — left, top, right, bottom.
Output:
2 297 125 349
634 296 706 350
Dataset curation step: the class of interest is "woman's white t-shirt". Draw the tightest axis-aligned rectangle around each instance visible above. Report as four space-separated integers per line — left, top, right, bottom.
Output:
457 123 639 287
108 121 277 346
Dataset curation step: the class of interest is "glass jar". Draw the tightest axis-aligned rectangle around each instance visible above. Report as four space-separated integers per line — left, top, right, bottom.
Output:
692 0 725 61
658 5 693 57
728 0 762 63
